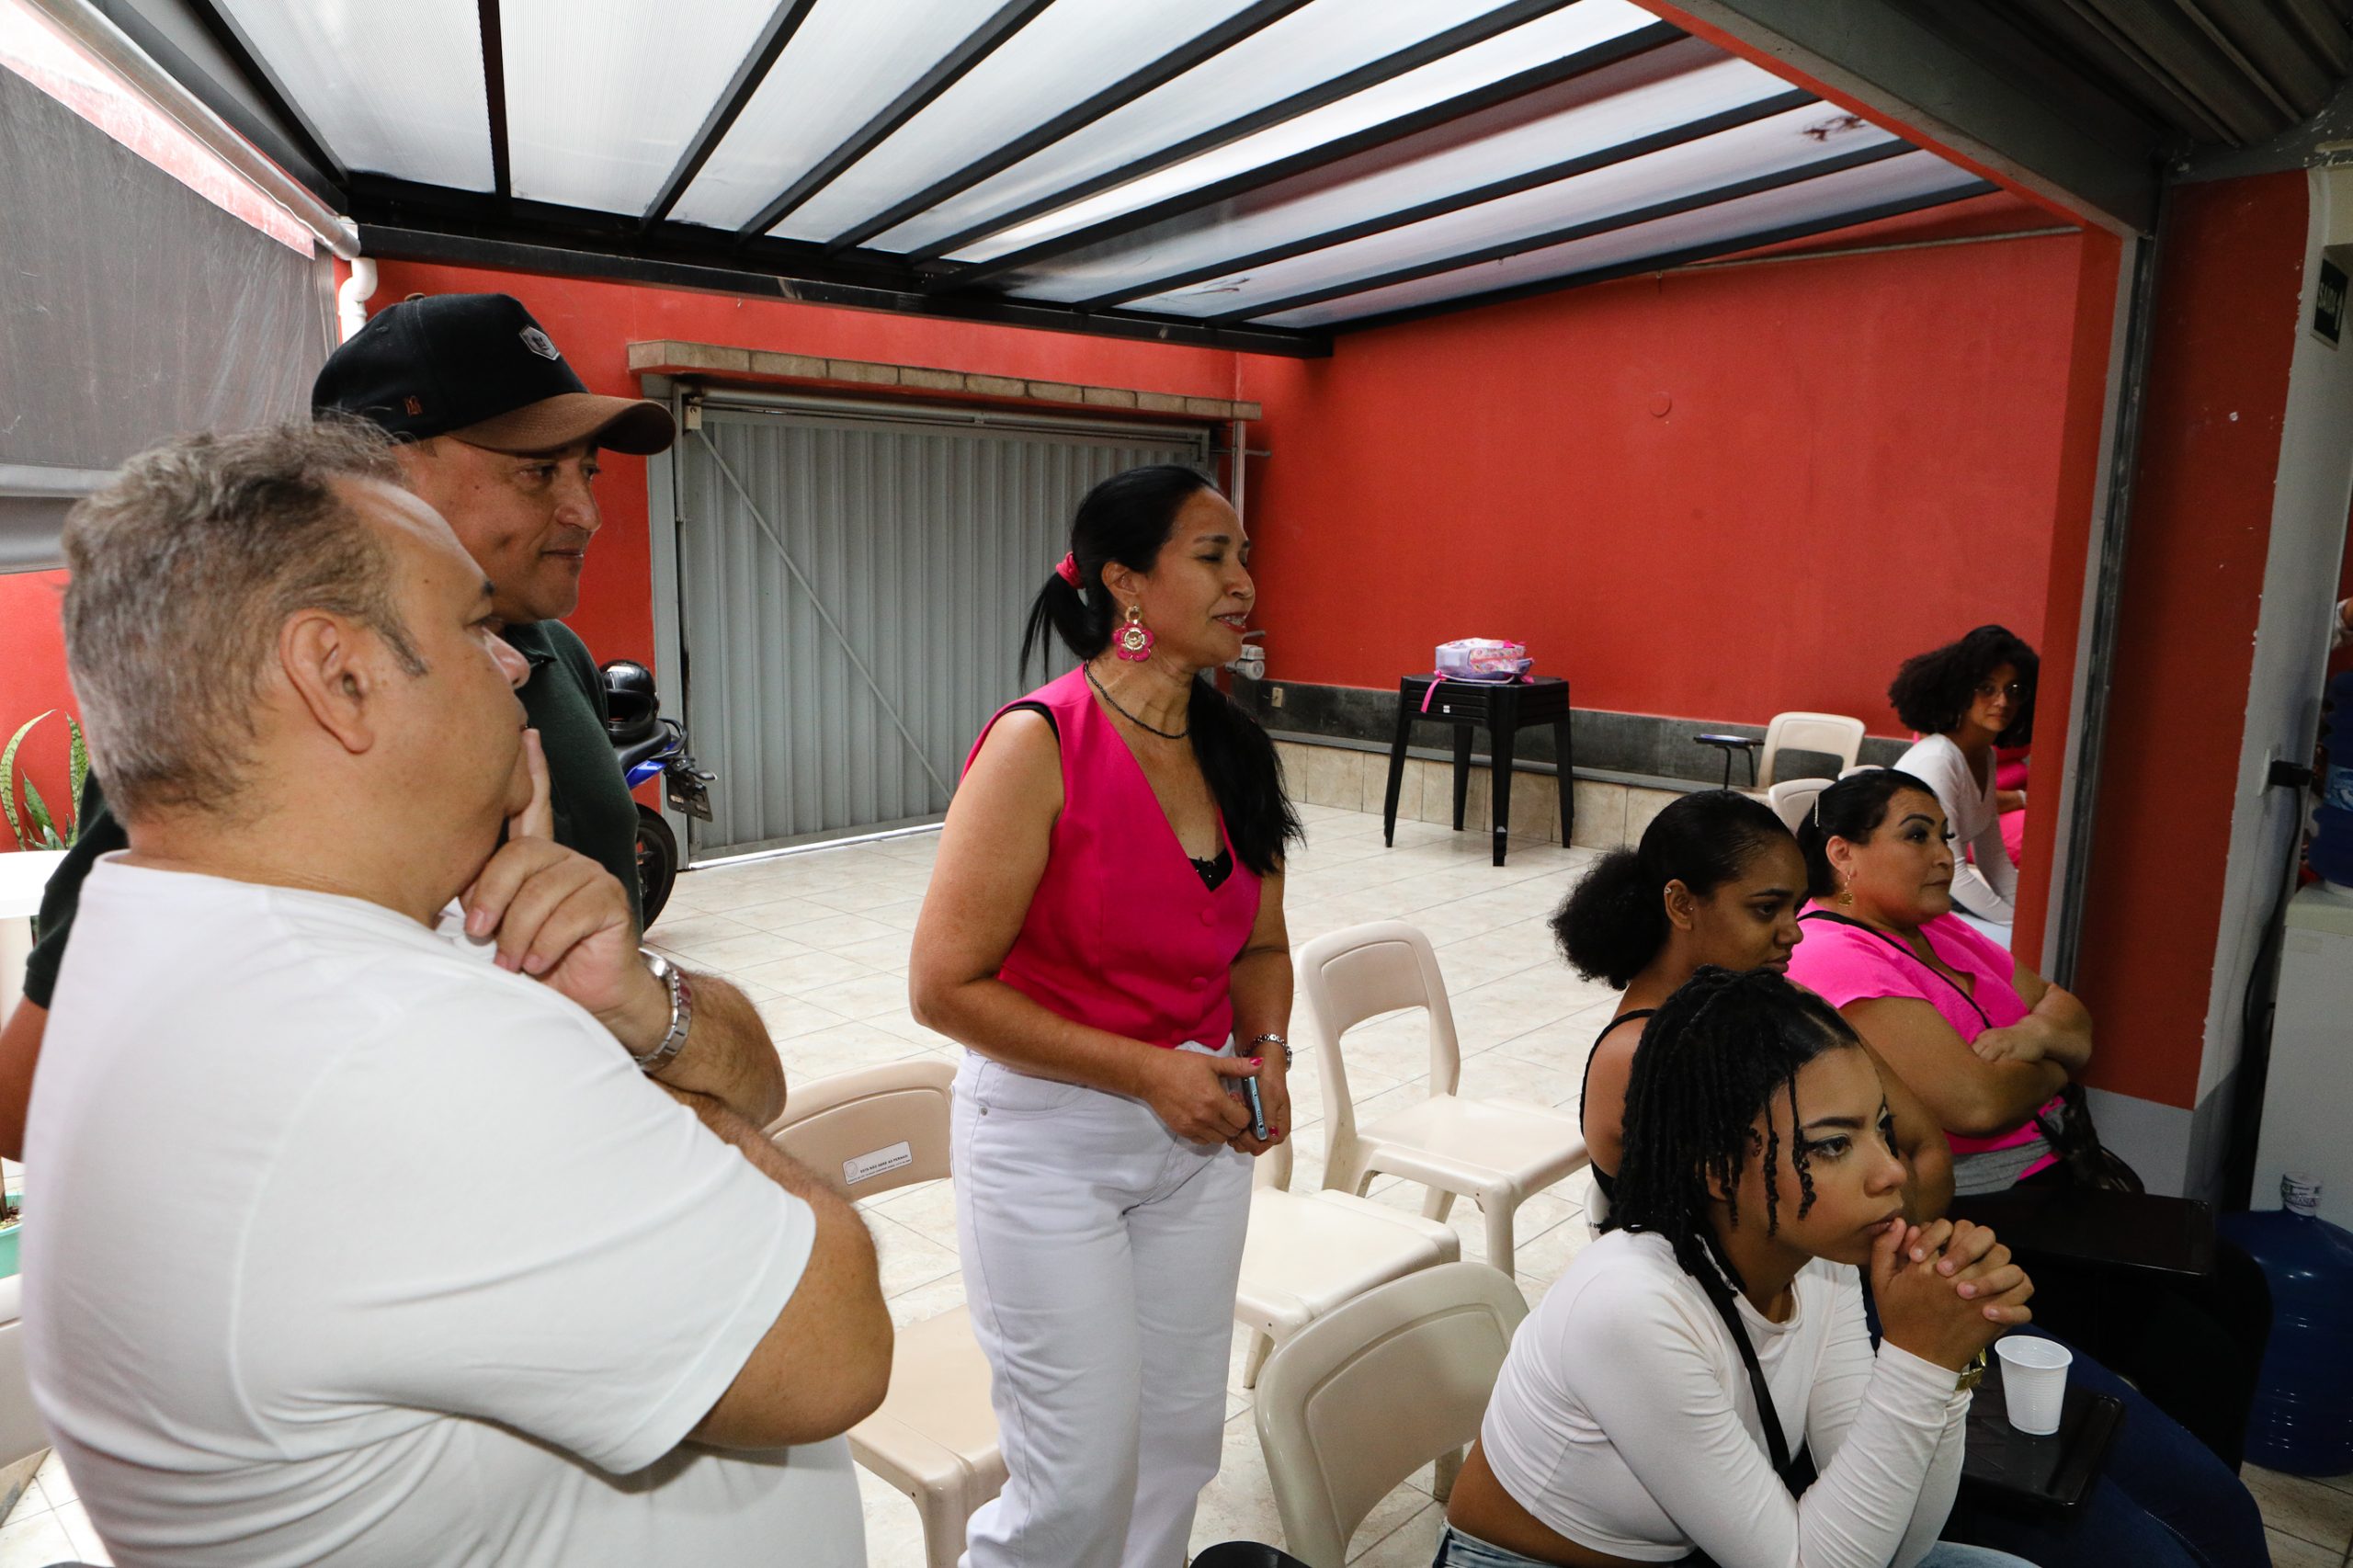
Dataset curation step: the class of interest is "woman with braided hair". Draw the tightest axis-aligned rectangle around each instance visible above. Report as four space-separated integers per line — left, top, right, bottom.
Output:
1438 967 2032 1568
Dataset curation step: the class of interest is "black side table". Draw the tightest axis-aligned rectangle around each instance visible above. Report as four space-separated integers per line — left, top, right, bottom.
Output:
1383 676 1574 866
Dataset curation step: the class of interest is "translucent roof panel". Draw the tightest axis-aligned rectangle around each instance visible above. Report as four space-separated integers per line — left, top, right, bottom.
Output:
212 0 492 188
1122 104 1892 318
868 0 1541 256
504 0 785 215
667 0 1006 232
990 44 1803 305
767 0 1267 245
1251 151 1987 327
947 0 1664 264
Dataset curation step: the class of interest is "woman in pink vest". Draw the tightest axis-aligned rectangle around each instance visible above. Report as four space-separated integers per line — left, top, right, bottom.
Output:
910 465 1301 1568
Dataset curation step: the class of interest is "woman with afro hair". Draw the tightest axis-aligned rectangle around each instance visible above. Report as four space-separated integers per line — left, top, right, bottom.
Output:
1889 627 2037 935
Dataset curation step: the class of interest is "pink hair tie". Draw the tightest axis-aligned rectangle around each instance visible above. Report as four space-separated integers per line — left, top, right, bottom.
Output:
1054 552 1082 587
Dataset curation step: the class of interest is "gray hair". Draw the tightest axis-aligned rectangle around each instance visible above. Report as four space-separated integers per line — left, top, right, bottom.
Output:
62 420 426 820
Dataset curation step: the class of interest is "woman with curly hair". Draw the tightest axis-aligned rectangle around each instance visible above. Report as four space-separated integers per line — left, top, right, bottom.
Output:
1888 627 2037 933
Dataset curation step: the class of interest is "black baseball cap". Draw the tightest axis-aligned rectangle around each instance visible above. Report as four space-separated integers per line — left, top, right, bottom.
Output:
313 292 674 456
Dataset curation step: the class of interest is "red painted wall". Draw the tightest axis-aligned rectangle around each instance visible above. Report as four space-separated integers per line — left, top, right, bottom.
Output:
2070 173 2310 1109
0 572 78 850
1235 224 2086 734
369 260 1256 672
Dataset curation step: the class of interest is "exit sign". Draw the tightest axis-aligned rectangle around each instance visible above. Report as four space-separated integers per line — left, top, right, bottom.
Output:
2317 257 2347 347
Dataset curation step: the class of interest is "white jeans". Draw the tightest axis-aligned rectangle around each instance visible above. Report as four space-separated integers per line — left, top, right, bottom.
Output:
953 1048 1254 1568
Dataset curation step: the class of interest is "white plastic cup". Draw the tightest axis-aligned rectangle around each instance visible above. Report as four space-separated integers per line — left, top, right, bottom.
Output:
1995 1335 2073 1436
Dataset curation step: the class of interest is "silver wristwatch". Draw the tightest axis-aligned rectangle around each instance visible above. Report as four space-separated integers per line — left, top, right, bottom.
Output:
633 949 694 1074
1250 1032 1293 1068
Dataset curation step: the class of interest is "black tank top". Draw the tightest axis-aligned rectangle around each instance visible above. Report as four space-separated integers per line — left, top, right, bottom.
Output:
1583 1007 1658 1204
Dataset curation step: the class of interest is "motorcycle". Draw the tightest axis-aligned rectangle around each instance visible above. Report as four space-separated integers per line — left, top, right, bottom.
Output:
599 661 712 929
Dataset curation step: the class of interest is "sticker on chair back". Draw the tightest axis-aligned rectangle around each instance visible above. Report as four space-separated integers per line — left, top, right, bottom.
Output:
844 1142 915 1186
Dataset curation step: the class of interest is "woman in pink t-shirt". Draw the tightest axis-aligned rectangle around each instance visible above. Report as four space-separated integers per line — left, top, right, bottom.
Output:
1786 769 2272 1474
1782 769 2081 1197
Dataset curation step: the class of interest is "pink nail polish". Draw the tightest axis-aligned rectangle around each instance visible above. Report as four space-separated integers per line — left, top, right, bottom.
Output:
1250 1057 1262 1066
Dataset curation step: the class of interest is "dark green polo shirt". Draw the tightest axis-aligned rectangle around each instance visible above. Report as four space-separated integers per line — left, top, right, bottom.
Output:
17 619 641 1011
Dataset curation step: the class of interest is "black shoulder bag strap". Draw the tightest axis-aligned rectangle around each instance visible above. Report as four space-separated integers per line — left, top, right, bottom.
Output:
1693 1262 1806 1497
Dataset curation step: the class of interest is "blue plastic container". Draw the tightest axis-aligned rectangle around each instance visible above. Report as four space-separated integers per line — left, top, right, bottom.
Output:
2221 1175 2353 1473
2311 669 2353 889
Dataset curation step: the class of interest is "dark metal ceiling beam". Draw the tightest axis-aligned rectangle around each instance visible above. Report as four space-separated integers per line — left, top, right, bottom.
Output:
176 0 348 187
2056 0 2289 144
1077 87 1816 312
1324 176 1998 335
337 180 1327 357
639 0 823 231
825 0 1318 256
85 0 342 199
905 0 1589 267
1210 139 1917 324
936 18 1687 294
477 0 510 199
735 0 1055 239
1982 0 2234 145
1650 0 2155 233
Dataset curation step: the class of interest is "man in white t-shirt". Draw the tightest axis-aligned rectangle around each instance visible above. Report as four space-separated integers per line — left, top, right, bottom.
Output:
23 423 891 1566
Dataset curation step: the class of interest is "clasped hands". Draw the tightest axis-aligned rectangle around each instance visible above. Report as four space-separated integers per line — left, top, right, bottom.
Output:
1871 1216 2035 1374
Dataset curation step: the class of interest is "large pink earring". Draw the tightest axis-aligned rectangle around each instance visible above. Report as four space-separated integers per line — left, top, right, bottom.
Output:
1115 603 1155 661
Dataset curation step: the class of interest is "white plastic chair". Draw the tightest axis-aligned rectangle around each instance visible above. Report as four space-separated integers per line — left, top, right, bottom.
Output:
1767 778 1828 835
766 1060 997 1568
1757 711 1868 788
1254 1263 1529 1568
1234 1126 1461 1391
1297 922 1588 1275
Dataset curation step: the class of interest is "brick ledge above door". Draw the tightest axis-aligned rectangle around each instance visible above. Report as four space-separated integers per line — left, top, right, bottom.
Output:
628 340 1261 423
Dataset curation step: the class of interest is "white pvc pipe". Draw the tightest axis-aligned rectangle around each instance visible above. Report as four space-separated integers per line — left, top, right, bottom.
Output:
336 253 377 342
22 0 358 259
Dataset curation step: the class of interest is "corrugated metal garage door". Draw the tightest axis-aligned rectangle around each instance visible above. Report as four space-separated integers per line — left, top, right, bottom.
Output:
671 394 1208 858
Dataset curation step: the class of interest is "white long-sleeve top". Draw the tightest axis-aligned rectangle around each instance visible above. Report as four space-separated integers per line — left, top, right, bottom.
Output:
1479 1230 1971 1568
1894 734 2016 924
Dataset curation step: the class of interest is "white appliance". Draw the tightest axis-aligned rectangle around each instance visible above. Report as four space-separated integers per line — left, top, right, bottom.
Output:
2253 881 2353 1224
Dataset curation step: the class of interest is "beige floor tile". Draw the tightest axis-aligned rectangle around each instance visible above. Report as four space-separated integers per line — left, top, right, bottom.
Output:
832 932 916 972
2247 1464 2353 1553
713 893 840 933
753 993 853 1044
867 1212 962 1299
883 1275 970 1333
53 1501 108 1565
787 913 913 953
659 928 824 973
2265 1527 2349 1568
32 1453 70 1507
1350 1499 1448 1565
0 1510 77 1568
778 1020 941 1082
732 947 882 996
797 971 917 1023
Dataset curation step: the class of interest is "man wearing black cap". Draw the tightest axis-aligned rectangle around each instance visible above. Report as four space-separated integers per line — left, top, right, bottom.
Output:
1 293 770 1157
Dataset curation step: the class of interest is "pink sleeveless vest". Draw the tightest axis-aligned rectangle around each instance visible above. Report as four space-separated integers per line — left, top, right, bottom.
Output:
966 667 1263 1049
